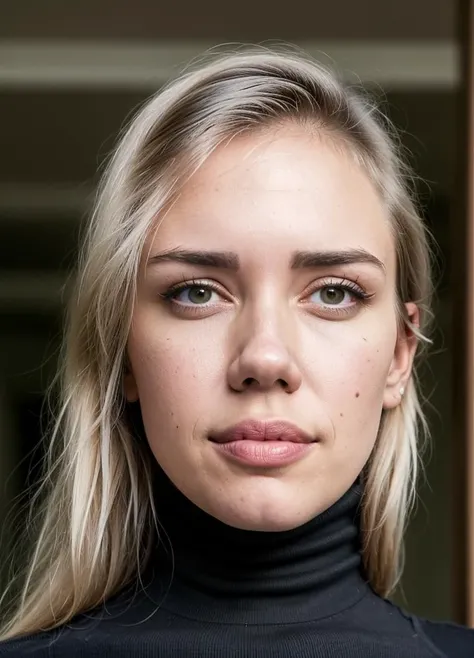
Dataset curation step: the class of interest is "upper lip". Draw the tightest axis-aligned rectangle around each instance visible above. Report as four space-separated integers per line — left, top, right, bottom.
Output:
209 419 315 444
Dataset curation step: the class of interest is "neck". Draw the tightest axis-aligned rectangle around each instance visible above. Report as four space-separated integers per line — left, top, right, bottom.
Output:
147 469 371 624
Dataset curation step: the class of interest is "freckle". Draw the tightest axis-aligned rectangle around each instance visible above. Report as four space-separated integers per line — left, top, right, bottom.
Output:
355 392 360 398
176 425 179 429
340 413 344 417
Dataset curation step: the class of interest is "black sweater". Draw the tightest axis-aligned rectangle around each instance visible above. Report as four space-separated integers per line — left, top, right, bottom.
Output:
1 477 473 657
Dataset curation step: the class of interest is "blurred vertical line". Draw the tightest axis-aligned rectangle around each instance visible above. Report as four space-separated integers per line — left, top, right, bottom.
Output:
454 0 474 626
467 0 474 626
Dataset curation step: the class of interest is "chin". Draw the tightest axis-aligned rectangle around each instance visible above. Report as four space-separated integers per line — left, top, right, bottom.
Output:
209 495 320 533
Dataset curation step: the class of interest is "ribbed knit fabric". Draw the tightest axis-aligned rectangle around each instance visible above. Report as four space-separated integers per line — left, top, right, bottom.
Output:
1 473 473 657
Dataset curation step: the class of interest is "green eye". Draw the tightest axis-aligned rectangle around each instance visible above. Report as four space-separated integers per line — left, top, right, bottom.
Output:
166 284 218 306
319 287 346 305
186 286 213 304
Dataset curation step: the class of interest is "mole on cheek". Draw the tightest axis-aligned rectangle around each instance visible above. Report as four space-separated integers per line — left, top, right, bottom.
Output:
355 392 360 398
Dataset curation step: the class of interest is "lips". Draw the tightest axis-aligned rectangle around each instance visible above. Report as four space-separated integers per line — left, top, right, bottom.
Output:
209 419 315 445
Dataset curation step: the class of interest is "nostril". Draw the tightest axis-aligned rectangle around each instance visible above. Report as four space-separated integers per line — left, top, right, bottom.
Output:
241 377 290 390
228 354 301 394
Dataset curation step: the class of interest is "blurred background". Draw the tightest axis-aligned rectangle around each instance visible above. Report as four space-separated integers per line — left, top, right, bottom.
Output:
0 0 462 622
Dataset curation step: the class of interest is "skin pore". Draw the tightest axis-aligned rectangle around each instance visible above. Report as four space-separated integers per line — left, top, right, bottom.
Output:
125 125 418 532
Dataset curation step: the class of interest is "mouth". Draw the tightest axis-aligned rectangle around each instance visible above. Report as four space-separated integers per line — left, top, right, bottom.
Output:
208 419 317 468
209 419 316 445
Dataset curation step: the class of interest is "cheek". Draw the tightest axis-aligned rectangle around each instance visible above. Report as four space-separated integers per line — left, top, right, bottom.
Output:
127 319 223 433
303 324 396 438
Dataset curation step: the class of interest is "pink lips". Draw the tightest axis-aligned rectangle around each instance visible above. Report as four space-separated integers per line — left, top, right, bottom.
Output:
209 420 315 467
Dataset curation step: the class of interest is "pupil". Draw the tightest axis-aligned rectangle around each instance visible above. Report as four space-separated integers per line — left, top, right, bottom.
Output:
322 287 344 304
189 287 211 304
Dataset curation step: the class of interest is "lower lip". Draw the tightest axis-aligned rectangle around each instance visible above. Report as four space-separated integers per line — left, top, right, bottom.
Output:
212 440 313 467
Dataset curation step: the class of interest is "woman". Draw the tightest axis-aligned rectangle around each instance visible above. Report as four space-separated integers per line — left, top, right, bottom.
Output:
0 48 471 657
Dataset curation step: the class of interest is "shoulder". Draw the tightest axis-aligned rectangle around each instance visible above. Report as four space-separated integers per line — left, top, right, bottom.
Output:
0 618 117 657
0 625 121 657
0 630 63 657
412 616 474 658
0 582 157 656
0 596 160 657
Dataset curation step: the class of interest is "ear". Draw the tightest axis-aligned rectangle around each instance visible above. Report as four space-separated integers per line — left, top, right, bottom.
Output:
123 359 139 403
383 302 419 410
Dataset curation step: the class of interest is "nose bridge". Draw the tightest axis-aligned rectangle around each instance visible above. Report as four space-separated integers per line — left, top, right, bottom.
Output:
249 307 290 357
244 288 291 349
228 294 302 393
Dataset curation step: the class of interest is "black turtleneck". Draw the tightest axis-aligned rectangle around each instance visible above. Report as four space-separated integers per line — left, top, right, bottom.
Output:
148 469 367 627
1 471 473 657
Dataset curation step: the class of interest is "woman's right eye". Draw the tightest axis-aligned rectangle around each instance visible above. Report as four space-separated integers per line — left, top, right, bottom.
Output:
162 282 225 308
173 285 219 306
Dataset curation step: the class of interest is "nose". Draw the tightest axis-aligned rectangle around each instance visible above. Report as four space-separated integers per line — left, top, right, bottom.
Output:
227 326 303 394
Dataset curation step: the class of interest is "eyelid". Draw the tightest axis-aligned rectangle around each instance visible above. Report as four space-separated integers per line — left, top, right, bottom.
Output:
298 277 375 320
299 276 370 300
159 276 373 315
160 278 233 304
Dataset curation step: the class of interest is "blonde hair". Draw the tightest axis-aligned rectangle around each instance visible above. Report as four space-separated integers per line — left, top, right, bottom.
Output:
1 47 432 640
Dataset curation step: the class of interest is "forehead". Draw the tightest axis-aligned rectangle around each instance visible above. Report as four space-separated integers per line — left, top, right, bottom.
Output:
151 129 395 271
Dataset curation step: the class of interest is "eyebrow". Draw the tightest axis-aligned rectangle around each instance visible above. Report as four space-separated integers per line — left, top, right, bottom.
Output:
291 249 385 272
147 247 385 272
147 249 240 270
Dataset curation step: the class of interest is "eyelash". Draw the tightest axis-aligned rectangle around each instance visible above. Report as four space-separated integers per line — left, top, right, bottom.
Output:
307 278 371 301
159 278 227 308
159 277 374 315
301 278 373 316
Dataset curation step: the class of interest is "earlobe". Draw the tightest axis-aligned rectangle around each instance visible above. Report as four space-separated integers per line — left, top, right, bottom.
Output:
382 303 419 410
383 383 407 410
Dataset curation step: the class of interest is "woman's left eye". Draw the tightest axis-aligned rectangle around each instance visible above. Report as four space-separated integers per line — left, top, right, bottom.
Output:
309 285 361 307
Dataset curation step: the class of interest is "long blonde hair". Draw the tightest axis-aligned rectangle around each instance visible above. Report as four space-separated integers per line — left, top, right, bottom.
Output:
1 47 432 640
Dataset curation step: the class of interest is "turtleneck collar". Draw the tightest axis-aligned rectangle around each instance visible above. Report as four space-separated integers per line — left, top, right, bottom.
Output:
147 469 371 625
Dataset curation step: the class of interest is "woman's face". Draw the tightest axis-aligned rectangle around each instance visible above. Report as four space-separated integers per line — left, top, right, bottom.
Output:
126 127 417 531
